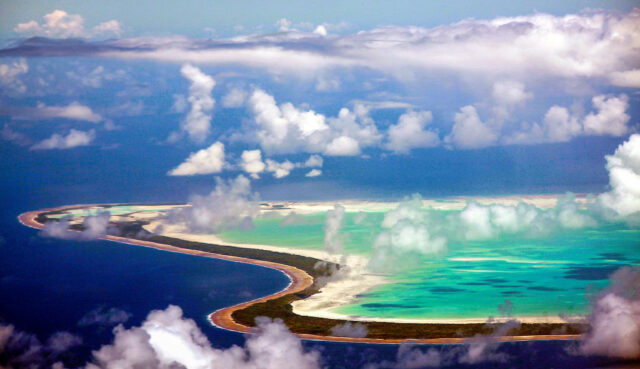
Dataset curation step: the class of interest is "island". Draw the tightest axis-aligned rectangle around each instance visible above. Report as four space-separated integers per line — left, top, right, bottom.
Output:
18 201 586 343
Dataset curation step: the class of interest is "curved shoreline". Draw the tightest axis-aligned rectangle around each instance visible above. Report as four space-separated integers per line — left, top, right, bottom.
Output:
18 206 581 344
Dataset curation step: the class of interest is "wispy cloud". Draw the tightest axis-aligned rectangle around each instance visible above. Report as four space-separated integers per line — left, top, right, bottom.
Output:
31 128 95 150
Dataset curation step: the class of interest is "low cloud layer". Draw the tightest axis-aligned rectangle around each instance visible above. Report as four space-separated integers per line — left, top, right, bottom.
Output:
8 10 638 89
41 212 114 240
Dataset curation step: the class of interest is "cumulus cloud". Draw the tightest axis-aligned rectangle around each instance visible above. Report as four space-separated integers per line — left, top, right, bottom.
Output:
221 87 248 108
0 58 28 93
385 110 439 153
239 150 322 179
31 128 95 150
14 9 122 38
172 64 216 143
580 266 640 359
304 154 323 168
85 305 321 369
368 193 603 270
78 307 132 327
168 175 258 233
240 149 266 178
597 133 640 218
445 105 497 149
41 212 114 240
324 205 346 254
265 159 295 178
92 20 123 37
168 141 225 176
305 169 322 177
583 94 630 136
330 322 368 338
245 88 380 156
506 94 631 145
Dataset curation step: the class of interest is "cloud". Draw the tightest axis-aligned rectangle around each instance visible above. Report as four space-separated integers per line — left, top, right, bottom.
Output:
368 320 520 368
1 123 31 146
491 80 533 107
172 64 216 143
221 88 248 108
305 169 322 177
313 25 327 36
15 10 85 38
597 133 640 218
453 93 631 148
445 105 497 149
41 211 114 240
276 18 292 32
243 88 380 156
168 141 225 176
265 159 295 178
7 10 638 89
85 305 321 369
14 9 122 38
31 128 95 150
583 94 630 136
541 106 582 142
330 322 368 338
168 175 258 233
93 20 123 37
0 323 82 369
457 320 520 364
0 58 28 93
369 196 447 271
78 307 132 327
580 266 640 359
324 205 345 254
324 135 360 156
609 68 640 88
240 149 266 178
304 154 323 168
385 110 439 153
239 150 323 179
6 102 104 123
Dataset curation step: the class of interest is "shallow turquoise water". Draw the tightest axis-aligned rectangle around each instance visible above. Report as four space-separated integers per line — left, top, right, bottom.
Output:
220 212 640 320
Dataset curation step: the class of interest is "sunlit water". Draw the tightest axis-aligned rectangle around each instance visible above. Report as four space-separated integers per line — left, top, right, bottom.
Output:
219 211 640 320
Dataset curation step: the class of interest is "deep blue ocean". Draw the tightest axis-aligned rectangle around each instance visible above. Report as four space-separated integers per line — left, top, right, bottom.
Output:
1 138 637 368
